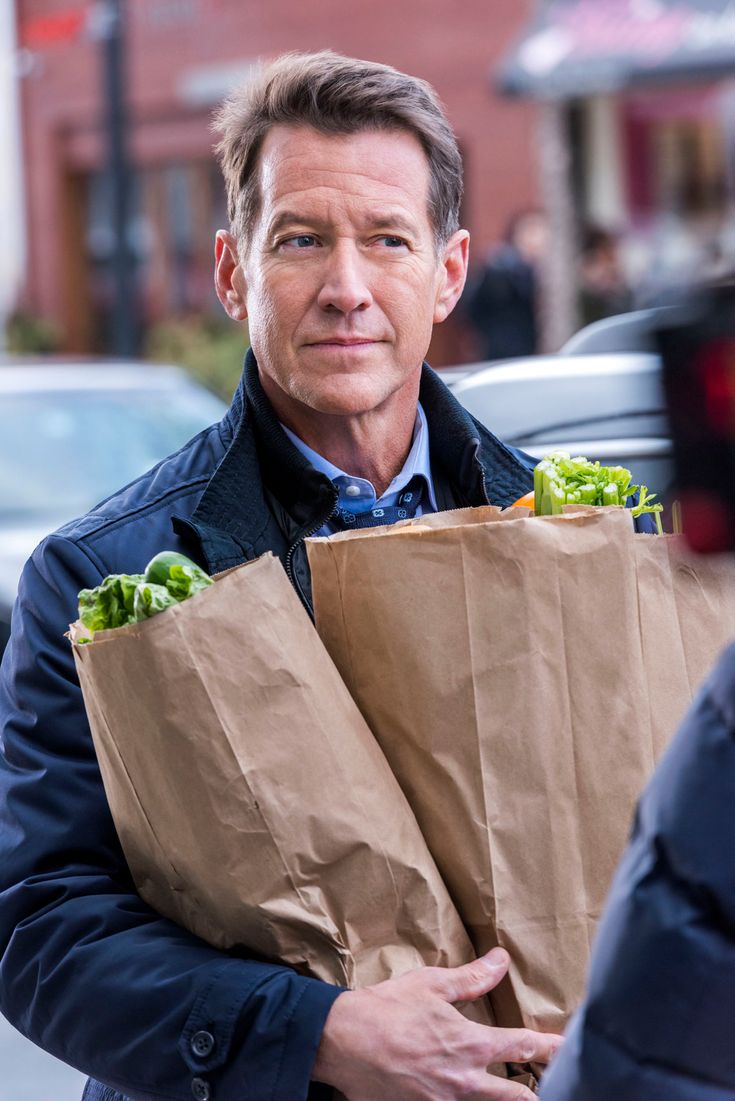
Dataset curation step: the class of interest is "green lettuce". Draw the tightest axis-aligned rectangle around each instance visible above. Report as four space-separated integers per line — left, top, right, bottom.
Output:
78 551 213 637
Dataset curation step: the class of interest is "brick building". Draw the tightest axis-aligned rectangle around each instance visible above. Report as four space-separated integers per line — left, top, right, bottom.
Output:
13 0 538 363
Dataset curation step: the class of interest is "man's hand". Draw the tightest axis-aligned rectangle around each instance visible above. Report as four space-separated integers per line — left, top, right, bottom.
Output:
311 947 563 1100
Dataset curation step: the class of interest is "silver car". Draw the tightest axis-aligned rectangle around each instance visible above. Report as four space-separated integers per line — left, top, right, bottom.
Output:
446 352 671 497
0 360 227 655
443 309 673 500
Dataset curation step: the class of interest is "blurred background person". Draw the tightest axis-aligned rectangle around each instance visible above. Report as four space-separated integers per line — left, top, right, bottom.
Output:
462 208 548 361
578 224 633 327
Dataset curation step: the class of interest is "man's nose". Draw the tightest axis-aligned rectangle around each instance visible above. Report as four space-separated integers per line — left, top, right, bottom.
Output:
317 242 373 314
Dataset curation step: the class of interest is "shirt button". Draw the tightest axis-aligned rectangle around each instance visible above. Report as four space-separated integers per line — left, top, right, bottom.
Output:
191 1030 215 1058
345 484 361 497
191 1078 211 1101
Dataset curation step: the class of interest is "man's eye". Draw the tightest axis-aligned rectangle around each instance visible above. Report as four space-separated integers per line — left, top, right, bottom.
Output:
379 236 407 248
282 234 318 249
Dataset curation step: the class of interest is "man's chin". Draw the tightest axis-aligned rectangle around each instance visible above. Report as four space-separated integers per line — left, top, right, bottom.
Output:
296 380 406 418
258 355 422 422
303 397 391 418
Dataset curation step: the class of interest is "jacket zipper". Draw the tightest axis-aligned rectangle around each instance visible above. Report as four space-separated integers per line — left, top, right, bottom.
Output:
471 441 491 505
478 464 490 505
284 491 339 616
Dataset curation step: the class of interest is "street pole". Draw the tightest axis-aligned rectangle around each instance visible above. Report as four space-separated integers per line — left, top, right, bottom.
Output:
537 99 580 352
530 0 580 352
99 0 137 357
0 2 26 353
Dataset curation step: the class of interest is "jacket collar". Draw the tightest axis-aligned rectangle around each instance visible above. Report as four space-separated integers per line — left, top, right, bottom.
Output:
176 351 334 574
242 352 338 529
178 349 533 575
418 363 534 507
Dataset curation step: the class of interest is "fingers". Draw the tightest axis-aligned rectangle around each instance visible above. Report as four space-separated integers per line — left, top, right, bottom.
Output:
458 1070 537 1101
486 1025 564 1066
484 1078 538 1101
429 948 510 1003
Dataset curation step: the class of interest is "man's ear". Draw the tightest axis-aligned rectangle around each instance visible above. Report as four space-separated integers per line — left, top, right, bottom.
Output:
433 230 470 324
214 230 248 321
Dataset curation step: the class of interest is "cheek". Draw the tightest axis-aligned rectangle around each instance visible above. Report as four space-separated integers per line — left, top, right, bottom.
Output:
389 294 437 349
248 271 309 339
383 267 440 327
246 281 290 352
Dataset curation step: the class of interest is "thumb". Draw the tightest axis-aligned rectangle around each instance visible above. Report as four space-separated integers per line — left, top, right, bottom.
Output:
433 948 510 1004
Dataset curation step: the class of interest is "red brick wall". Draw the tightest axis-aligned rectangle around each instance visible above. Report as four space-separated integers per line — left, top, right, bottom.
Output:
16 0 539 359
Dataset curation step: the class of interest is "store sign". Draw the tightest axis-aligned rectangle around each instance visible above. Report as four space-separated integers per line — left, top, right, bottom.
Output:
20 6 90 49
499 0 735 98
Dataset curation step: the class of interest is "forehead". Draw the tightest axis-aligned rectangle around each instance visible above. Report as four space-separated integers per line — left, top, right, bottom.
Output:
255 124 432 218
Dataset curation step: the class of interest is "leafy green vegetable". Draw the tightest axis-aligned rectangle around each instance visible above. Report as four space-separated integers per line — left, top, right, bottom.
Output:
77 552 213 637
534 451 664 534
144 551 213 601
133 582 178 621
143 551 205 587
78 573 144 633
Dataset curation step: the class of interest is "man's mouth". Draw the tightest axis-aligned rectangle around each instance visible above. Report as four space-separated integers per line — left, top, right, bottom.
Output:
306 338 379 347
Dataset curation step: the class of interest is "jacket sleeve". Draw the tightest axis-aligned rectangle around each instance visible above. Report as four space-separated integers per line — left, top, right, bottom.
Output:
540 642 735 1101
0 534 342 1101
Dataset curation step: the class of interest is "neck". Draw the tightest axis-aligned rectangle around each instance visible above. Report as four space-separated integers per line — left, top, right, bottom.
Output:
262 379 421 497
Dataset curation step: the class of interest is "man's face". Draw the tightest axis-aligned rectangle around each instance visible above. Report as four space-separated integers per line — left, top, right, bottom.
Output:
215 125 468 422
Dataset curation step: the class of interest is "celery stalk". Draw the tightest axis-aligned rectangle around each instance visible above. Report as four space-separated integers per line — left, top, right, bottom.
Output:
533 451 664 530
549 481 566 515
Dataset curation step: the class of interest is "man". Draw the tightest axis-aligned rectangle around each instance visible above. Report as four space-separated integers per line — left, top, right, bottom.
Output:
0 52 561 1101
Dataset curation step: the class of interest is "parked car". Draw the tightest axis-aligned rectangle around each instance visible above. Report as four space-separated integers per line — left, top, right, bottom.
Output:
445 350 672 498
0 359 227 656
442 309 674 499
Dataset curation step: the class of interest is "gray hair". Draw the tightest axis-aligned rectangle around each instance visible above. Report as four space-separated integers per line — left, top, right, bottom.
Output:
213 50 463 249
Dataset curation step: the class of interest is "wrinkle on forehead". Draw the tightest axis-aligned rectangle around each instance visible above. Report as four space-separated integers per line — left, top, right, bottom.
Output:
265 177 417 210
262 156 419 196
256 126 431 216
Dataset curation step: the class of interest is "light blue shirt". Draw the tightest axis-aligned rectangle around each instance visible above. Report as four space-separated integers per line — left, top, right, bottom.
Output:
281 402 439 536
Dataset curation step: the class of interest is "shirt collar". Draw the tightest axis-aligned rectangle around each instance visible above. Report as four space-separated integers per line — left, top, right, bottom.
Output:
280 402 438 513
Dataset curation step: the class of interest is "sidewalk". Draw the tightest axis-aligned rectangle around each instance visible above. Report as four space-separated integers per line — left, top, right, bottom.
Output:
0 1012 87 1101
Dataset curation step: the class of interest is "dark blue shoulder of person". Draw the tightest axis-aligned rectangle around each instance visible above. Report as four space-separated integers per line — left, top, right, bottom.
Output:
540 641 735 1101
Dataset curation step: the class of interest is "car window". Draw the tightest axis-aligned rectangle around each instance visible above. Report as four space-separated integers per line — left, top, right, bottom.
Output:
0 386 225 522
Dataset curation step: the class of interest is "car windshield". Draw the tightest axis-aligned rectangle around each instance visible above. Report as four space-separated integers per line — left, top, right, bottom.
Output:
0 385 225 523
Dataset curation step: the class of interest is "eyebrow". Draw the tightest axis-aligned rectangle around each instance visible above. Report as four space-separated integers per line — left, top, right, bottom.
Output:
266 209 420 238
361 212 419 235
266 211 312 237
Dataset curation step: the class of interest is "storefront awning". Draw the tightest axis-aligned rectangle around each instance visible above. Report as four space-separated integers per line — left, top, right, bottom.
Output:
498 0 735 99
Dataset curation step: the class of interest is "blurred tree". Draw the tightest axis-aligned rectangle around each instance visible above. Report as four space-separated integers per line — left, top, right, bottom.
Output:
6 311 62 354
144 315 247 401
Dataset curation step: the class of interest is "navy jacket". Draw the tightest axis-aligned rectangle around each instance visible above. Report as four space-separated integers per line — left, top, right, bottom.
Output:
541 641 735 1101
0 354 534 1101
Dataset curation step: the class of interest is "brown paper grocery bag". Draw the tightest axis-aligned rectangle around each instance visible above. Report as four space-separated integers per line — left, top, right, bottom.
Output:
633 535 735 756
307 507 735 1037
69 552 489 1011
